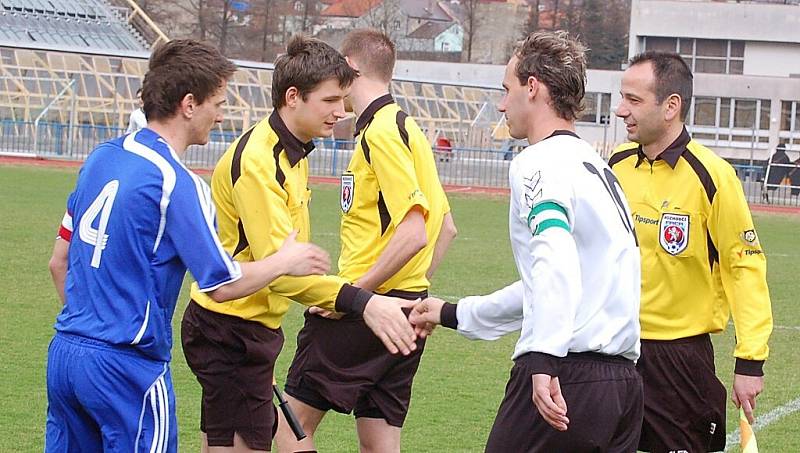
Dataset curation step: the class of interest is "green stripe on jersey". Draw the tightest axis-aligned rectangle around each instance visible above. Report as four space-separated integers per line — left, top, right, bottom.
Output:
534 218 570 236
527 201 568 228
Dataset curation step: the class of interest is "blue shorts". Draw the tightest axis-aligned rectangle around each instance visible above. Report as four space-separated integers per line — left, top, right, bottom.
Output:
45 332 177 453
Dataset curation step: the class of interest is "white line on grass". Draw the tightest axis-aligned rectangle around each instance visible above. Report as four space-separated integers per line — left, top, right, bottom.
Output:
724 396 800 451
774 325 800 331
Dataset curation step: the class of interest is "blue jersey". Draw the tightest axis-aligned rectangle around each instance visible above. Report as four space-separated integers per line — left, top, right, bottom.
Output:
55 128 242 362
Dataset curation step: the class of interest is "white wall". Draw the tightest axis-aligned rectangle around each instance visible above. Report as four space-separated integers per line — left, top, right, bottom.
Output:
629 0 800 57
744 41 800 77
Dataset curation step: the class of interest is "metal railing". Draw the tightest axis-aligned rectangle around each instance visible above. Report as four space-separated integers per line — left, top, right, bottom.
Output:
0 120 792 207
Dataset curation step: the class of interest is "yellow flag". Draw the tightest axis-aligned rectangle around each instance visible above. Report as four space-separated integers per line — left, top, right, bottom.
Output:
739 407 759 453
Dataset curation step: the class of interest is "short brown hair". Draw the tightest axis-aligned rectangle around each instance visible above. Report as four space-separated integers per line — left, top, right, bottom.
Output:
514 31 587 121
629 51 693 121
341 28 396 83
272 35 357 109
142 39 236 121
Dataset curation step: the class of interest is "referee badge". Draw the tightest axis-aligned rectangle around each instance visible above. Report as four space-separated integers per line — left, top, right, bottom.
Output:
340 174 354 213
659 213 689 255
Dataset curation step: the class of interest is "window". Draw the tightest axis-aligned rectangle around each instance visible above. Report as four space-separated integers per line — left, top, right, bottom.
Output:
693 97 717 126
696 39 727 58
578 92 612 124
645 37 677 52
734 99 757 128
644 37 745 75
689 96 772 146
781 101 796 131
760 100 771 130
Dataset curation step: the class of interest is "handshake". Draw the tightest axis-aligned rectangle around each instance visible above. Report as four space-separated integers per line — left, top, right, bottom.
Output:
310 296 450 355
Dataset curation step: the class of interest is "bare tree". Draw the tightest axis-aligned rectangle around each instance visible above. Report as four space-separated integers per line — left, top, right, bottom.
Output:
217 0 235 53
525 0 542 34
462 0 482 62
357 0 404 42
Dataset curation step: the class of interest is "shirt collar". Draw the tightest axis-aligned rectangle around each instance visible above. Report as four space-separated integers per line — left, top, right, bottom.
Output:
268 110 315 167
354 93 395 137
635 127 691 169
544 129 580 140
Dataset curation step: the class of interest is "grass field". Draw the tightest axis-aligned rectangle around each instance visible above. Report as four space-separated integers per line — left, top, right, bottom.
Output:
1 163 799 452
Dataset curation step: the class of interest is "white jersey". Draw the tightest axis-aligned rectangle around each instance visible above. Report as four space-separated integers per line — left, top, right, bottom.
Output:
455 131 641 362
126 108 147 134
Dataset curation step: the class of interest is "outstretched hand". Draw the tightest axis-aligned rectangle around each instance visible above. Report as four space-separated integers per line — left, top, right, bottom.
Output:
408 297 446 339
363 295 418 356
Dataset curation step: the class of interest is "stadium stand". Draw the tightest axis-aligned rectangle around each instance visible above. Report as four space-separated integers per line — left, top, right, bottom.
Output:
0 0 150 51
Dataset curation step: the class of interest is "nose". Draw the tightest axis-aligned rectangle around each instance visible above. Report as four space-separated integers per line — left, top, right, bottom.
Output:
497 94 507 113
333 102 346 119
614 102 628 118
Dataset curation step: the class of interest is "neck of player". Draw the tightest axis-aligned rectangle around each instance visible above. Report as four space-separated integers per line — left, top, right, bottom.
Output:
527 116 576 145
148 119 190 156
352 78 390 118
641 121 685 161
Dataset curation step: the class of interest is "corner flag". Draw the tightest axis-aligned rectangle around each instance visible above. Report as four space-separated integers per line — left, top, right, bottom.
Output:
739 407 759 453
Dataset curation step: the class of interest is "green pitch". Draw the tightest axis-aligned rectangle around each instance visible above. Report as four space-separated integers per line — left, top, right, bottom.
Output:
1 164 798 452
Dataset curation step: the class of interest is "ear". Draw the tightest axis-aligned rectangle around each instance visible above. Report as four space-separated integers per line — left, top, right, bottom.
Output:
345 55 359 73
285 86 299 108
180 93 196 119
664 94 682 122
526 76 539 101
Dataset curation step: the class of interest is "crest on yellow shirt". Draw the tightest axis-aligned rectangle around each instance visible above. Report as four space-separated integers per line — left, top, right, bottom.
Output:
341 174 354 213
659 213 689 255
741 229 759 246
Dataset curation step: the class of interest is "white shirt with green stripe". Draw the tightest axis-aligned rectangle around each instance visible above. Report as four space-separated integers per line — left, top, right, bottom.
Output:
454 131 641 363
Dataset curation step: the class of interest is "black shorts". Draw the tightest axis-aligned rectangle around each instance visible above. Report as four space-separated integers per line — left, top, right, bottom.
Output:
637 334 727 453
181 300 284 451
486 352 643 453
285 289 427 428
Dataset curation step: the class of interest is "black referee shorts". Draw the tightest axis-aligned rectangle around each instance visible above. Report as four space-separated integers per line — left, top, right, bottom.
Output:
485 351 643 453
637 334 727 453
285 289 426 428
181 300 284 451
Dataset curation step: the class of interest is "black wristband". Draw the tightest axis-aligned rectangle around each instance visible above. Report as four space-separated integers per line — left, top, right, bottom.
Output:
440 302 459 329
334 283 372 315
516 351 561 377
735 358 764 377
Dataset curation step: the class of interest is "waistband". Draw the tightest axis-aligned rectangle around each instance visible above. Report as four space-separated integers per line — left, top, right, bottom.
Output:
188 300 283 334
641 333 710 345
561 351 634 366
54 332 157 360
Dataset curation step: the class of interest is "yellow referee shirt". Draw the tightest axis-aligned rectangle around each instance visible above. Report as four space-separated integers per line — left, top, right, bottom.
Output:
190 111 367 329
609 128 772 372
339 94 450 294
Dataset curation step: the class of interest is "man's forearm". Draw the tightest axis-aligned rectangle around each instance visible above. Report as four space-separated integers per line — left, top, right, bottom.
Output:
49 238 69 304
356 207 427 291
426 212 456 280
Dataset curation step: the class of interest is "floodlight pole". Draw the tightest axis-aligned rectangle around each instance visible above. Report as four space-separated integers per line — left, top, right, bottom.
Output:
33 78 77 156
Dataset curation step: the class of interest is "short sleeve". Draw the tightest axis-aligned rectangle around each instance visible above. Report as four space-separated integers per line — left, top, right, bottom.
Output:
367 124 430 226
167 172 241 292
57 192 77 241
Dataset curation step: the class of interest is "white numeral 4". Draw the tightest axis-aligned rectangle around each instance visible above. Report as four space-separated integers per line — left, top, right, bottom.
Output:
79 180 119 268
